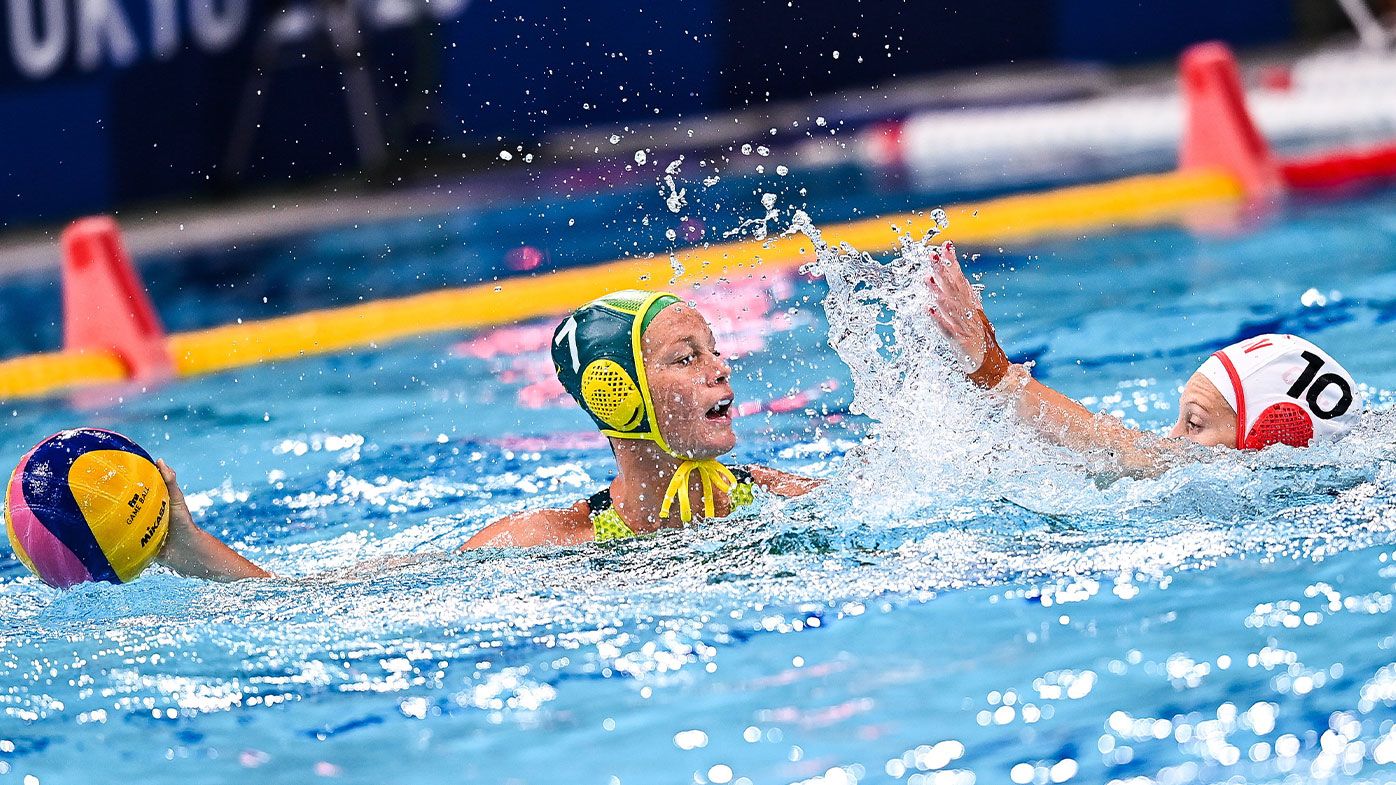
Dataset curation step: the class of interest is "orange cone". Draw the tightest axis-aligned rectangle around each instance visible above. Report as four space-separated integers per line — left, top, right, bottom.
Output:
1178 42 1282 201
61 217 173 383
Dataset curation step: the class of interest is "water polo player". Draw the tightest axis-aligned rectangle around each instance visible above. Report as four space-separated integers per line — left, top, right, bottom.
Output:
461 290 819 547
151 290 820 579
925 241 1363 466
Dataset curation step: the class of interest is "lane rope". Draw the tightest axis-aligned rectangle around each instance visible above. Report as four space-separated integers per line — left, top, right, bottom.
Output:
0 168 1242 401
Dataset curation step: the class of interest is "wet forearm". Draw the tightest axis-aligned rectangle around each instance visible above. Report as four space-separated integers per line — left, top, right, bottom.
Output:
1009 374 1174 472
159 526 271 581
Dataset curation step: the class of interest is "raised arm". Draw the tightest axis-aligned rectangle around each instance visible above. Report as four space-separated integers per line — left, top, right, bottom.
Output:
155 461 272 581
925 242 1178 473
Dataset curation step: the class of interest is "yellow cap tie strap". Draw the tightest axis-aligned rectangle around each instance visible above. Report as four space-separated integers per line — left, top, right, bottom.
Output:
658 460 738 523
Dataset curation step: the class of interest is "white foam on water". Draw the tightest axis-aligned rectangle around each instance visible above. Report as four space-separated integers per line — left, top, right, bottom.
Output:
783 208 1396 573
4 205 1396 785
793 210 1119 517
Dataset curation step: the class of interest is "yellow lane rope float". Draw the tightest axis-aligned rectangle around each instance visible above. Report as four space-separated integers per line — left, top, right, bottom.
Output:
0 169 1242 402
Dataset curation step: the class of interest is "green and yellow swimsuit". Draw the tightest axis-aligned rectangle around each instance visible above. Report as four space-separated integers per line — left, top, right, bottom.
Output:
586 466 757 542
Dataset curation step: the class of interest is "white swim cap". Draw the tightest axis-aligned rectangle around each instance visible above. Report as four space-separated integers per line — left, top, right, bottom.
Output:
1196 334 1361 450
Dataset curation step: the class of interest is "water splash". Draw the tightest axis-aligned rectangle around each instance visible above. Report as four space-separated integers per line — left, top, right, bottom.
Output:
793 211 1081 513
792 208 1396 530
662 157 687 214
5 204 1396 784
723 193 783 241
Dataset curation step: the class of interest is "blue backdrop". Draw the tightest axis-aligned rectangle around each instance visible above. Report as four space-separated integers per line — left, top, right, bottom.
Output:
0 0 1292 226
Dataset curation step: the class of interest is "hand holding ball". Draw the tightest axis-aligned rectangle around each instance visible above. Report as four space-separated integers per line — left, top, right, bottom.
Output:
5 429 170 588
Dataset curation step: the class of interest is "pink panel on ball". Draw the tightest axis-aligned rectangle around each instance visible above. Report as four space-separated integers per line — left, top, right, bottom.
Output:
8 454 92 588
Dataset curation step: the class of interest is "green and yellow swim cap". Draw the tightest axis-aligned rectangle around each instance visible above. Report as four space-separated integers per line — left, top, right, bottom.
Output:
552 290 740 524
552 290 683 452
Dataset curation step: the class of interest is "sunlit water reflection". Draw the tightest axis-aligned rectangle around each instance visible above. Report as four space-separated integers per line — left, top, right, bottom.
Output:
2 189 1396 784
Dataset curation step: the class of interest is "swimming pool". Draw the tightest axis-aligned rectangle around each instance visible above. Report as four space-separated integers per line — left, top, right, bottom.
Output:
2 182 1396 785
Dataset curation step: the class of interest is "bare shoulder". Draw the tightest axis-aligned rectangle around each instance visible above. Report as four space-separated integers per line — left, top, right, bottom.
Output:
746 465 823 498
459 501 594 550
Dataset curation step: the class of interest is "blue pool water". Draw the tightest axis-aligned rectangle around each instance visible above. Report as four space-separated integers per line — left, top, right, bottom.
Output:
2 182 1396 785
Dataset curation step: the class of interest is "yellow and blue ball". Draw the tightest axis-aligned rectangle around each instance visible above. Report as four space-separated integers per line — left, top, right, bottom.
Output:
5 428 169 588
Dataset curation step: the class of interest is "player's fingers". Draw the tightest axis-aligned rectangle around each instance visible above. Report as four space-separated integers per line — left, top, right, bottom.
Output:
157 461 189 506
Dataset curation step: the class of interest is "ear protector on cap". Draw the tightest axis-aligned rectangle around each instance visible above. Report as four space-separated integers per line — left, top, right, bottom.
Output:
552 290 743 525
580 359 646 431
552 290 682 451
1197 334 1361 450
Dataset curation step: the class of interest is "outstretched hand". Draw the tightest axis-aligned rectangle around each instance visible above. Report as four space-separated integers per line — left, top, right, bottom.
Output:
924 242 1179 475
925 241 1012 388
154 460 271 581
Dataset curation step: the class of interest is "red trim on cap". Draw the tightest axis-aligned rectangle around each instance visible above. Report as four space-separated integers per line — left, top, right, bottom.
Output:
1212 350 1247 449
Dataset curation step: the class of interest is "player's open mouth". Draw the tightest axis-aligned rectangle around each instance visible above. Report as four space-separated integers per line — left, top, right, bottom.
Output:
705 398 733 420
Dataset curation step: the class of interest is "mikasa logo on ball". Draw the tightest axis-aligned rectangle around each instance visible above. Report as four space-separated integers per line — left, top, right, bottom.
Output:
125 485 168 549
141 498 168 548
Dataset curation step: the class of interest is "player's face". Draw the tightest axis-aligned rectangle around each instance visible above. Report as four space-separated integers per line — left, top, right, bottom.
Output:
1168 373 1238 448
641 305 736 459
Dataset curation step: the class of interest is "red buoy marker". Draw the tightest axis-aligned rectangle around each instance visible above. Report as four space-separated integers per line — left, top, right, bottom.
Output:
1178 42 1282 201
61 217 173 383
